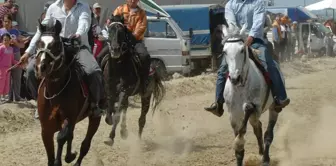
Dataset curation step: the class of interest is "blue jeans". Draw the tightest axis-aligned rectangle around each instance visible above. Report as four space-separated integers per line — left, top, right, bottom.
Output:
215 41 288 103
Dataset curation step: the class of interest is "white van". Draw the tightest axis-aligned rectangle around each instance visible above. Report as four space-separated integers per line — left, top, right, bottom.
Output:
144 16 191 77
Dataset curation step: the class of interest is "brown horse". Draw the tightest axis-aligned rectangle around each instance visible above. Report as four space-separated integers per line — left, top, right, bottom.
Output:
101 15 166 146
35 20 100 166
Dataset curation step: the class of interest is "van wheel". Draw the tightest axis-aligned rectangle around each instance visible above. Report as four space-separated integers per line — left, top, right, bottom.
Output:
151 59 168 80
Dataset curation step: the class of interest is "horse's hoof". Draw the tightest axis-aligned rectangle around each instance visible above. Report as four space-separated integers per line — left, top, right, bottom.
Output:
261 161 270 166
65 151 78 163
104 138 114 146
120 129 128 140
105 115 113 126
54 160 62 166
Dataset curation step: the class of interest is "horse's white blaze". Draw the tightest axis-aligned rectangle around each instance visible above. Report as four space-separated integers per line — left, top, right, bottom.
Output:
38 36 54 69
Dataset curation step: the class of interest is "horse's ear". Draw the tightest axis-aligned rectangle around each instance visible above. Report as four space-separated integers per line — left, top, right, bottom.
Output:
38 19 46 33
54 20 62 36
222 24 229 37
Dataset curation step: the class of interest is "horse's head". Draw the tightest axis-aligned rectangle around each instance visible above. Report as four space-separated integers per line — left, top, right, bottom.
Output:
221 23 249 86
106 14 130 59
35 19 64 78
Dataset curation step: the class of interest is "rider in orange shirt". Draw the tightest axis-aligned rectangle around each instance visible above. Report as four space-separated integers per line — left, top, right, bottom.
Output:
113 0 150 84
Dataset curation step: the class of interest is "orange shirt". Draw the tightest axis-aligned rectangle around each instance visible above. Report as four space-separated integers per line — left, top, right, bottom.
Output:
113 4 147 41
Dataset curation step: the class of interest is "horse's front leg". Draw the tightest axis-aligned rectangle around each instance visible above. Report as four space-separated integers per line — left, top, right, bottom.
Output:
74 116 101 166
104 91 126 146
233 102 256 166
249 111 264 155
262 109 279 166
41 127 55 166
54 119 70 166
64 124 77 164
120 94 129 140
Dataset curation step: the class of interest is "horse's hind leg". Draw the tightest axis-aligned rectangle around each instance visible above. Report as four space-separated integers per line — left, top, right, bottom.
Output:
262 109 279 166
234 103 256 166
138 95 151 139
249 113 264 155
120 96 129 140
54 120 70 166
74 116 101 166
64 125 77 163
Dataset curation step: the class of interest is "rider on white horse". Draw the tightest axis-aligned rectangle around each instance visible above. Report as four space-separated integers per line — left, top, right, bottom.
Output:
204 0 290 117
19 0 107 117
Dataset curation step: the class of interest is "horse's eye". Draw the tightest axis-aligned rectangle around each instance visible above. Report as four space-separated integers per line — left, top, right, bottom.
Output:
241 49 244 54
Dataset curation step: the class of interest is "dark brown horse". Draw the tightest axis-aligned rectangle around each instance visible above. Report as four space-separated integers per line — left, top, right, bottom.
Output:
35 20 100 166
102 15 166 146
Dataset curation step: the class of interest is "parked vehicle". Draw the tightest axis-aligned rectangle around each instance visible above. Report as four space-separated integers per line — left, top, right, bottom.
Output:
266 6 331 54
158 4 226 72
144 15 192 77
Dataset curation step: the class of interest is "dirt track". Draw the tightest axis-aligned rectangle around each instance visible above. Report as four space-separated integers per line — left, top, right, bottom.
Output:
1 57 336 166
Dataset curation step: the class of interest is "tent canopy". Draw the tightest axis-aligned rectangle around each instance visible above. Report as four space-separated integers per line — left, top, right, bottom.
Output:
305 0 336 10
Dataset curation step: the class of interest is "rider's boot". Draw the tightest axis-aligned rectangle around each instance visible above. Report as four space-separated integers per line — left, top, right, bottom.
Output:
204 102 224 117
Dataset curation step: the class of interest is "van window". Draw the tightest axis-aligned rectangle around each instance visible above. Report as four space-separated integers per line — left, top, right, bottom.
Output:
146 20 177 38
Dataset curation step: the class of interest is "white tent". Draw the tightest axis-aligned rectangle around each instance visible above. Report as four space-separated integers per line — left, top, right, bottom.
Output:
305 0 336 10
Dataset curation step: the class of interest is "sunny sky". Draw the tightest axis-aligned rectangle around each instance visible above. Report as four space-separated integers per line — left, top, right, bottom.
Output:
274 0 323 7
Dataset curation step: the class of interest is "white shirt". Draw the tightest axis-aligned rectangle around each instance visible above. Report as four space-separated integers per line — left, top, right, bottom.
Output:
25 0 91 55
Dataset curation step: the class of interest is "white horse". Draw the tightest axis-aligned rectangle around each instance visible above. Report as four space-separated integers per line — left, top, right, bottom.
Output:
221 24 285 166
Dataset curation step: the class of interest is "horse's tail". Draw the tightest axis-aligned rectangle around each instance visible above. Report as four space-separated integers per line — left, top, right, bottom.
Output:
150 70 166 115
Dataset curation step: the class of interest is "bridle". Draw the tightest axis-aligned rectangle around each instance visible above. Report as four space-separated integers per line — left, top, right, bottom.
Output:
107 22 130 58
222 37 250 86
36 35 65 75
36 34 80 100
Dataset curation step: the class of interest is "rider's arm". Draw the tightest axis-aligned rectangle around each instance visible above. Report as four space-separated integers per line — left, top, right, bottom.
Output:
113 6 122 16
133 11 147 40
224 1 237 26
24 28 42 56
75 4 91 36
249 0 266 38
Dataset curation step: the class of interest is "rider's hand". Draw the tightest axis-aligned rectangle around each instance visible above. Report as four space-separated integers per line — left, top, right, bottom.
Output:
70 34 81 39
245 36 254 47
19 52 30 65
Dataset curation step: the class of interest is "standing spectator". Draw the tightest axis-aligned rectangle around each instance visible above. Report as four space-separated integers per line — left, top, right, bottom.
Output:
324 33 333 57
0 0 14 28
280 16 288 62
92 2 102 26
0 33 18 101
272 16 282 62
10 3 18 21
291 21 299 54
0 14 24 102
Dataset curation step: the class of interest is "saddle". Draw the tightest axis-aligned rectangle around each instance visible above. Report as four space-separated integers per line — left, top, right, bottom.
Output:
248 47 272 85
